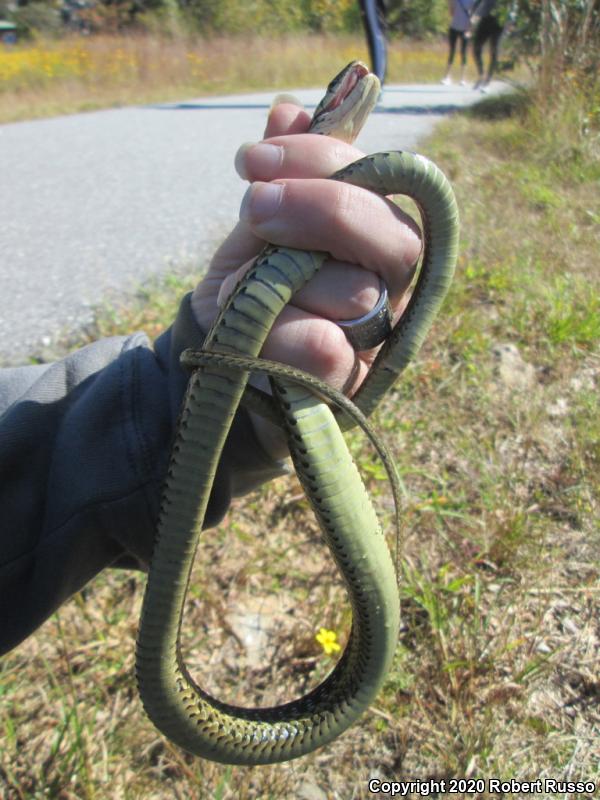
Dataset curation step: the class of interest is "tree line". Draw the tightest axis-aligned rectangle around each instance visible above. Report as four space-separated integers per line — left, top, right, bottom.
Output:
2 0 449 38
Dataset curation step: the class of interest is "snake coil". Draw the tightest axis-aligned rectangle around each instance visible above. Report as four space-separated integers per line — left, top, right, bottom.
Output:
136 63 459 765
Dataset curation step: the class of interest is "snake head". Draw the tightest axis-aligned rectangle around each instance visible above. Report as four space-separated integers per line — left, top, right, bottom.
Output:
310 61 381 143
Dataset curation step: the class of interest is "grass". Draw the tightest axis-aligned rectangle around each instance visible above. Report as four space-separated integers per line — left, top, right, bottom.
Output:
0 32 450 124
1 47 599 799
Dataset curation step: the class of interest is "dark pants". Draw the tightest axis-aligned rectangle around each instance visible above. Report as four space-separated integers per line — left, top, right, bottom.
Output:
447 27 469 66
473 14 503 80
359 0 388 84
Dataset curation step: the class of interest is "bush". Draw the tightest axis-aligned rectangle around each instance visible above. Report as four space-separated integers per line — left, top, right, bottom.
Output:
11 2 64 37
387 0 447 38
173 0 359 35
508 1 600 89
507 0 600 147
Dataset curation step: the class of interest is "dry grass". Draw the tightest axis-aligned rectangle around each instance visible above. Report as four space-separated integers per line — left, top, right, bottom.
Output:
0 32 448 123
1 85 599 797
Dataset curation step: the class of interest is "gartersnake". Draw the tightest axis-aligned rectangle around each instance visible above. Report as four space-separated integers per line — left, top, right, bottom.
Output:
136 62 459 765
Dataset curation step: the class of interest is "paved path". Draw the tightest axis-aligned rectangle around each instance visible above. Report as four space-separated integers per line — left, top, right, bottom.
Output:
0 80 504 365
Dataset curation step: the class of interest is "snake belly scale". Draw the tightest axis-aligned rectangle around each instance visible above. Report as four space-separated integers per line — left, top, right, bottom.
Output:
135 62 459 765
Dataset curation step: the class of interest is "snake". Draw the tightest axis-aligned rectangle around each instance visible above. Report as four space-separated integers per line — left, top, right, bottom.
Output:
135 61 459 766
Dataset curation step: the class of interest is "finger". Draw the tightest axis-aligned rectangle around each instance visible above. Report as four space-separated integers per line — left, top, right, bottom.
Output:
287 260 383 321
246 297 362 462
260 305 369 394
216 257 255 308
217 257 381 319
264 99 312 138
210 252 378 327
202 103 322 288
209 222 264 276
222 132 364 285
239 178 422 301
235 134 363 183
213 257 387 419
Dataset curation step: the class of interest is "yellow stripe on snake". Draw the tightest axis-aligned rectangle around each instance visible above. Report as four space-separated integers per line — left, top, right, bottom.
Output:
136 62 460 765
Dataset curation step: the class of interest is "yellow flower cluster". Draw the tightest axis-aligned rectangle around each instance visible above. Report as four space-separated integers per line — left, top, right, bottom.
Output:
185 51 205 80
0 44 92 86
0 39 207 92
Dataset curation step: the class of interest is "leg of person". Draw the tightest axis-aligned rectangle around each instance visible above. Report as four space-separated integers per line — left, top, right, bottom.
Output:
484 16 503 84
443 27 459 84
358 0 388 84
472 16 490 89
459 30 468 84
375 0 388 80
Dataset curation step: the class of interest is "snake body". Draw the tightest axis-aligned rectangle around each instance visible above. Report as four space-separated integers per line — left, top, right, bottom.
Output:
136 63 459 765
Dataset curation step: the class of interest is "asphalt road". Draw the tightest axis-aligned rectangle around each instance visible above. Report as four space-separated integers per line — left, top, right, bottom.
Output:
0 79 503 365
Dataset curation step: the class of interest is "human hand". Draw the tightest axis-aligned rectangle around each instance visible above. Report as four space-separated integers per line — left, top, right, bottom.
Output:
191 98 422 459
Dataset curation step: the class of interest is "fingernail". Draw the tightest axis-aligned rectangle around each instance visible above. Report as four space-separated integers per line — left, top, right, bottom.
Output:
270 92 302 110
240 182 283 223
235 142 284 181
234 142 254 180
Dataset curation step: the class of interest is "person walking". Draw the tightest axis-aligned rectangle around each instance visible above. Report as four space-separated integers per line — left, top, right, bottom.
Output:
441 0 475 86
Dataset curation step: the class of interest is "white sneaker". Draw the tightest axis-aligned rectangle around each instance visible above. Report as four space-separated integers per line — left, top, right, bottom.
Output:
441 77 452 85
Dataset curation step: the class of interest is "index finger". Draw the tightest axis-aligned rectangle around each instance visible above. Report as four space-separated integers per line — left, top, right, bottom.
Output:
264 99 312 138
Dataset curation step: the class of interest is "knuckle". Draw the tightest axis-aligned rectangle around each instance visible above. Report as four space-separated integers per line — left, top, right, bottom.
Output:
399 225 423 274
302 321 353 385
328 182 359 240
342 271 382 318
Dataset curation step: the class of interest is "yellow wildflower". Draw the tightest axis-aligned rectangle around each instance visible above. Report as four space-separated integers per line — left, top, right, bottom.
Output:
315 627 341 656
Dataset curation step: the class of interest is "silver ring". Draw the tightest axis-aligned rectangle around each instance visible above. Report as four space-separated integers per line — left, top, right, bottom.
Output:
337 277 393 351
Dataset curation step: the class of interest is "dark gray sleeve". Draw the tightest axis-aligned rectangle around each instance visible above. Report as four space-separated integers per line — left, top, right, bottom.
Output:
0 293 285 655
